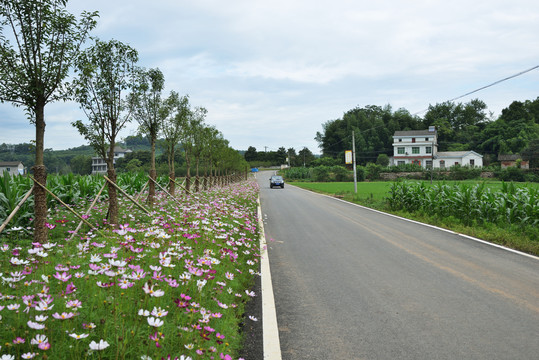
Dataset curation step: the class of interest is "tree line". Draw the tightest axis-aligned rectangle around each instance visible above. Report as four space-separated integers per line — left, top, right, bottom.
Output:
315 98 539 167
243 146 317 167
0 0 247 243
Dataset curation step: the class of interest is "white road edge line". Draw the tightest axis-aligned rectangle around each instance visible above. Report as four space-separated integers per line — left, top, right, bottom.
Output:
293 185 539 261
258 198 282 360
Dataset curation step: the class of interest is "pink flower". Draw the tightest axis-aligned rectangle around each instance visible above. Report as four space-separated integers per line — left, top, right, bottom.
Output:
52 312 75 320
53 271 72 282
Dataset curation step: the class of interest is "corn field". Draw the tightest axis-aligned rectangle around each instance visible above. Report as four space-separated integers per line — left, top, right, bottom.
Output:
388 181 539 228
0 172 170 234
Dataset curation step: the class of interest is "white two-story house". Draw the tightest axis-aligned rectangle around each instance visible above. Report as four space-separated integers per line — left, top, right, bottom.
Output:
391 126 483 169
91 146 132 175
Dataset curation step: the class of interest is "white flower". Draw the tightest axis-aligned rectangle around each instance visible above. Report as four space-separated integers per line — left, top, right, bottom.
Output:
147 316 164 327
69 333 89 339
1 355 15 360
89 339 109 350
138 309 150 317
249 315 258 321
27 320 45 330
151 307 168 318
21 353 37 359
30 334 49 345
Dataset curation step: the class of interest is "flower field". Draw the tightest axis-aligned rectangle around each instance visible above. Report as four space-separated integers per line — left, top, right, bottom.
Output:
0 176 261 360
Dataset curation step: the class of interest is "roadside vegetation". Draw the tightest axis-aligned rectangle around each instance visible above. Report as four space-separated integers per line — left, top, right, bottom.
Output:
0 176 261 360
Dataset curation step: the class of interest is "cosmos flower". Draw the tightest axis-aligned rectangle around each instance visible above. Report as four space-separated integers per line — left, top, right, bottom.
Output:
89 339 109 350
147 316 164 327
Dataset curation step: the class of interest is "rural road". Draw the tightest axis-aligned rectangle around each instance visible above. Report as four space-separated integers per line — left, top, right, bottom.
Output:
255 171 539 360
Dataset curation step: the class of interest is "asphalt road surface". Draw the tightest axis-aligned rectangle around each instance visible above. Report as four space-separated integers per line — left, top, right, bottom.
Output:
255 171 539 360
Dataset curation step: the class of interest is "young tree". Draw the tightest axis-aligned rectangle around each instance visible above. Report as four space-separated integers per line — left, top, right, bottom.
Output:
0 0 97 243
71 39 138 226
130 67 165 204
162 92 189 194
182 106 207 192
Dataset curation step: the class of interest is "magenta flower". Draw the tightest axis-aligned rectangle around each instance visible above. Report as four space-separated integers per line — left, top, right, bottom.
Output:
13 336 25 344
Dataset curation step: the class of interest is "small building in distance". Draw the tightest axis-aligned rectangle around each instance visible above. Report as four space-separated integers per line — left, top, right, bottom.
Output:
498 154 529 169
91 146 132 175
391 126 483 168
0 161 25 175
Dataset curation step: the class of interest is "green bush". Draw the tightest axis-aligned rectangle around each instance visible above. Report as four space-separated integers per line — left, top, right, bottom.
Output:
365 163 383 180
495 167 526 182
311 166 331 182
449 165 482 180
332 166 351 181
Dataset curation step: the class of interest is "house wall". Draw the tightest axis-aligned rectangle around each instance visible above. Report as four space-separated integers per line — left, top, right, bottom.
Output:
0 163 24 175
462 153 483 167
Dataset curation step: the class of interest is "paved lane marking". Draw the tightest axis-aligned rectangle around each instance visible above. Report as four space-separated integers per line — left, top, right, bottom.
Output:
258 199 282 360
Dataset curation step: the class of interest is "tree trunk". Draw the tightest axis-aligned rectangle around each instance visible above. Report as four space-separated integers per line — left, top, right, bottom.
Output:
107 160 118 227
168 148 175 195
33 101 48 243
195 157 200 192
185 152 191 193
148 134 156 204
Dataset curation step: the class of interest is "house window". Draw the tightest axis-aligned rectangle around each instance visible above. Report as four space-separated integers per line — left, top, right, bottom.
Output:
412 147 420 154
470 159 475 166
397 161 405 166
455 162 459 166
397 147 405 154
412 160 421 166
412 138 416 143
426 160 432 169
425 137 429 141
440 160 445 168
398 139 402 142
426 146 432 154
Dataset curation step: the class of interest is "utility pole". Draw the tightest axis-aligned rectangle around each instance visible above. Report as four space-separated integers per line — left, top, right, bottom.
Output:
352 131 357 193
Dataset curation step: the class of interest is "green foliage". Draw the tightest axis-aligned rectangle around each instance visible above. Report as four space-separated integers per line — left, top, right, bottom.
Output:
495 167 526 182
376 153 390 166
311 166 331 182
387 182 539 230
365 163 383 180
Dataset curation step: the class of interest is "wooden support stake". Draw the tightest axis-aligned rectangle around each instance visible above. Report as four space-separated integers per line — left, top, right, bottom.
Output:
148 176 183 206
0 186 34 235
103 175 151 215
128 180 149 211
69 181 107 241
30 176 105 237
171 177 192 195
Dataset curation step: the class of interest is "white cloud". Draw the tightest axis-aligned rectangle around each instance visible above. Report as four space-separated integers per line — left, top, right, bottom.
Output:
1 0 539 152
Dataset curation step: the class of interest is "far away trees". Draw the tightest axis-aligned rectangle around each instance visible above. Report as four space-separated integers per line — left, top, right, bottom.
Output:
71 39 138 226
0 0 97 242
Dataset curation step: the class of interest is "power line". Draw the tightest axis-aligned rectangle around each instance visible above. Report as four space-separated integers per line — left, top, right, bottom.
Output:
413 64 539 115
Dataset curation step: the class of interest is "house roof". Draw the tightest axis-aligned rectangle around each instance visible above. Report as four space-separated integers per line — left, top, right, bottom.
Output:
498 154 521 161
393 129 437 136
436 151 483 158
0 161 23 166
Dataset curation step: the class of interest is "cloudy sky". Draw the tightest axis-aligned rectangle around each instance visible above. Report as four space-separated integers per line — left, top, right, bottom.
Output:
1 0 538 154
